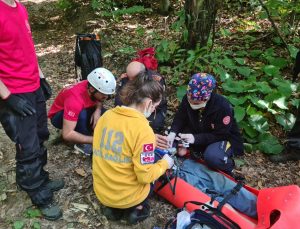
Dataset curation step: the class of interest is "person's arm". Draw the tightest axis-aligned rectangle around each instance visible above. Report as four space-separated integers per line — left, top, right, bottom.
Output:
62 119 93 144
193 106 233 145
90 102 102 129
0 80 11 99
132 128 169 184
170 95 189 133
155 134 168 149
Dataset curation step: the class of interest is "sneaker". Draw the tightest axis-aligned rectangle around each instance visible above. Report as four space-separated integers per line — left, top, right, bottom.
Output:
40 202 62 221
126 203 150 224
102 207 124 221
45 179 65 192
74 144 92 156
269 148 300 163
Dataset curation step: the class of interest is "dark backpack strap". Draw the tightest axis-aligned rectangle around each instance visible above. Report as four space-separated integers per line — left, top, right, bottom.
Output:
217 180 244 212
74 35 81 80
183 201 240 229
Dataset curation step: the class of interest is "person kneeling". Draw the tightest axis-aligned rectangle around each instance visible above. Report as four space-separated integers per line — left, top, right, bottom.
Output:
167 73 244 175
48 68 116 156
92 72 174 224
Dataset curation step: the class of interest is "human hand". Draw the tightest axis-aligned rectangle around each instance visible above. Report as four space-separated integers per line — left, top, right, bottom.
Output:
90 108 102 129
120 73 128 79
155 134 168 150
179 133 195 144
40 78 52 100
5 94 36 117
177 147 188 157
162 154 174 169
167 132 176 147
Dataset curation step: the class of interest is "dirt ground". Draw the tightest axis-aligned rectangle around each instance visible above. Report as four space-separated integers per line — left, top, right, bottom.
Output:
0 1 300 228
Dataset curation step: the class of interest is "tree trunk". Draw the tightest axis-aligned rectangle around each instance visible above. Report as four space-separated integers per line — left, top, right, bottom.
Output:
159 0 170 15
184 0 219 49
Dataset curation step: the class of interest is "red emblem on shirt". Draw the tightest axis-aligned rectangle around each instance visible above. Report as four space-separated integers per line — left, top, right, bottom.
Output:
143 143 154 152
223 116 231 125
140 152 155 164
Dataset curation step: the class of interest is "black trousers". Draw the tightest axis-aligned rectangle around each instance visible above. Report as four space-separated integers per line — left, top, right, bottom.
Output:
0 88 53 206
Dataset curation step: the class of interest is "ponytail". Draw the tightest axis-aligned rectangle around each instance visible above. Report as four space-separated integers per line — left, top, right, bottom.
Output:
119 71 163 106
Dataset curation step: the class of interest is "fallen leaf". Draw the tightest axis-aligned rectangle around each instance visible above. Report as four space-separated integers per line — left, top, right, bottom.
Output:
0 193 7 201
75 168 87 177
71 203 89 212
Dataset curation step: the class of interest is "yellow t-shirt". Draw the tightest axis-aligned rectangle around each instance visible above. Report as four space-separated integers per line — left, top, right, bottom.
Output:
92 106 168 209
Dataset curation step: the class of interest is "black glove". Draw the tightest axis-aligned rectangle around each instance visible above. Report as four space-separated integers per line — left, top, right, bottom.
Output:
5 94 36 117
40 78 52 100
287 138 300 149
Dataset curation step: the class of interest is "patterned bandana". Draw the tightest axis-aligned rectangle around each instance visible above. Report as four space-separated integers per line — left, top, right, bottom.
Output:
187 73 216 101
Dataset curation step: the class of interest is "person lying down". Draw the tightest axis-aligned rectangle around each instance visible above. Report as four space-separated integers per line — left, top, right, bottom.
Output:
177 159 257 218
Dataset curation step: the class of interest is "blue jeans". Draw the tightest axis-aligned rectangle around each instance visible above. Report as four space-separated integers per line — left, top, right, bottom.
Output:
179 159 257 218
50 107 106 136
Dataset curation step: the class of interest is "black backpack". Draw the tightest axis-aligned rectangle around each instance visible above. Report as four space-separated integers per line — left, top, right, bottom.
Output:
75 33 103 81
165 201 241 229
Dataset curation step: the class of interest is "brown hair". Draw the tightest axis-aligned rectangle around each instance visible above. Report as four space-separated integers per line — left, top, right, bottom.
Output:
119 71 163 106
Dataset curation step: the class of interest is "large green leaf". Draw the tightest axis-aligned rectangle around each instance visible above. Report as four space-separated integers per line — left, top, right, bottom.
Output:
275 113 296 130
239 121 258 138
253 82 272 94
222 80 252 93
267 57 288 69
248 114 269 132
291 98 300 108
263 65 280 77
249 49 262 57
227 95 248 106
246 106 263 116
271 78 293 97
273 97 288 110
234 106 246 122
264 90 283 102
234 58 245 65
237 67 251 77
213 67 231 81
256 133 284 154
219 58 236 70
176 85 186 102
288 45 299 58
249 96 270 110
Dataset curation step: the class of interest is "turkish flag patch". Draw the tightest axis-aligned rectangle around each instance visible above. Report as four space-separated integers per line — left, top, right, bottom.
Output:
223 116 231 125
143 143 154 152
141 152 155 164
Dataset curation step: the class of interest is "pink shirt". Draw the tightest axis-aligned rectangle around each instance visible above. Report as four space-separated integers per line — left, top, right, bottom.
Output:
48 80 97 121
0 1 39 94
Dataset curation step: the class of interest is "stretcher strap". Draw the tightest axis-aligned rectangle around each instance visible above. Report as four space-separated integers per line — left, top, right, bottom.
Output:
217 180 244 211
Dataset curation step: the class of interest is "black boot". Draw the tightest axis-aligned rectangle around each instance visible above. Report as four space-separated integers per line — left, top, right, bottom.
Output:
269 148 300 163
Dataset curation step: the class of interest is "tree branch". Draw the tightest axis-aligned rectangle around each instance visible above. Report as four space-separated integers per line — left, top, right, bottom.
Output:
257 0 290 53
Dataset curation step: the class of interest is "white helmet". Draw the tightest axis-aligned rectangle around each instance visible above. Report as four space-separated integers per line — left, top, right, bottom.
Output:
87 68 116 95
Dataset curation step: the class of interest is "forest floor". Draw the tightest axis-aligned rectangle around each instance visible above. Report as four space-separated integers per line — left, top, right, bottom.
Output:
0 1 300 228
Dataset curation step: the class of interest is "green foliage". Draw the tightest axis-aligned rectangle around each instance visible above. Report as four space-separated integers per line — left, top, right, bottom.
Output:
32 222 41 229
24 208 42 218
100 5 152 18
57 0 73 10
13 221 25 229
156 29 299 154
